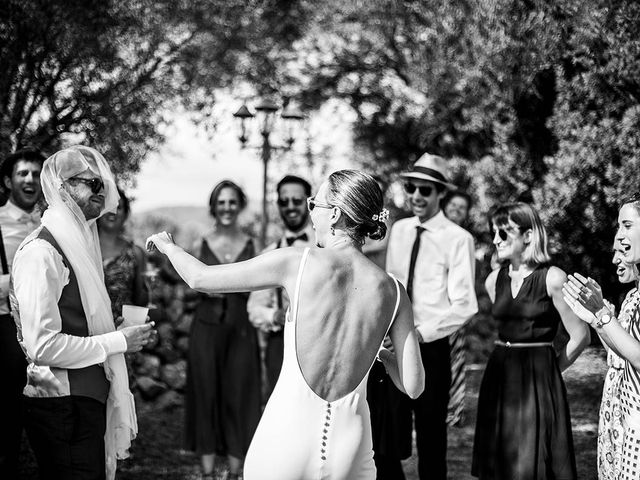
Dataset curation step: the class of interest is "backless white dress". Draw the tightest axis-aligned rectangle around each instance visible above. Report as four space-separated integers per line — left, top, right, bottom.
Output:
243 248 401 480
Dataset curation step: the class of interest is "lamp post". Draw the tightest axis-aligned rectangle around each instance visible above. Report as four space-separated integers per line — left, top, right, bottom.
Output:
233 99 304 246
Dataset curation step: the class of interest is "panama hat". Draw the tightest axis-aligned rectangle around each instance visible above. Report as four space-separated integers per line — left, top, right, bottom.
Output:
399 152 457 189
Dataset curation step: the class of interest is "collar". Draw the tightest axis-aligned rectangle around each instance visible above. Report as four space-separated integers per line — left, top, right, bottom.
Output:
415 210 448 231
3 199 40 223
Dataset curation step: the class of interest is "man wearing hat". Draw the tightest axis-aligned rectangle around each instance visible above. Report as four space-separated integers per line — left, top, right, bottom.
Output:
383 152 478 479
0 147 45 477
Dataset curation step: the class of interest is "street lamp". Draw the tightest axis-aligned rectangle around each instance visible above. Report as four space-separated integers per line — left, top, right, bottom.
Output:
233 99 304 245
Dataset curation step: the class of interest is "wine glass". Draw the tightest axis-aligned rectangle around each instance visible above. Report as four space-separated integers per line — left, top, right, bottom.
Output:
143 264 160 309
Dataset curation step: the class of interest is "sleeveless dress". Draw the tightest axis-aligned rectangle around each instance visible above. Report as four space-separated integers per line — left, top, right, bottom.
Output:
183 238 261 458
619 299 640 480
471 265 577 480
243 248 401 480
598 288 639 480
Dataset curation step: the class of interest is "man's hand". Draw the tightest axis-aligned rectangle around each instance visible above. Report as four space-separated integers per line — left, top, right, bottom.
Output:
271 308 286 328
120 323 156 353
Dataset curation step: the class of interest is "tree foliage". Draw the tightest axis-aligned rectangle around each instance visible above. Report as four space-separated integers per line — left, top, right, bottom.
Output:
0 0 311 176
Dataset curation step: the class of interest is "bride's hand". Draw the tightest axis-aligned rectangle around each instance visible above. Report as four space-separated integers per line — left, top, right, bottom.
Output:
145 232 175 255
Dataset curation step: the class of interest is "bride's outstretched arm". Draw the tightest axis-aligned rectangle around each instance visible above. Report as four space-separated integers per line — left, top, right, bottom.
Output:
146 232 300 294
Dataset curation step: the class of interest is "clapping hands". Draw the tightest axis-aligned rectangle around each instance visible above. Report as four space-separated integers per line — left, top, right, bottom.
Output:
562 272 606 326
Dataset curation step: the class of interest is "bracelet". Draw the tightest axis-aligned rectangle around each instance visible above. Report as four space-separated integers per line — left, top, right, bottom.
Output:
594 307 613 329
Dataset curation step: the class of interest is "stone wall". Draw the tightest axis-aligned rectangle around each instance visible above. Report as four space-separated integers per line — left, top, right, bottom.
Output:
129 277 195 410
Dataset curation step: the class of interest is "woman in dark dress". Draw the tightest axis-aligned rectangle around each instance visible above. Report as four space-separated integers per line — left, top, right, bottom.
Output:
184 180 261 479
472 202 590 480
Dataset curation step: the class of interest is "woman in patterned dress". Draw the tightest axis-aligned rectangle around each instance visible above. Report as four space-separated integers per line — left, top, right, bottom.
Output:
597 241 639 479
97 187 147 320
563 194 640 480
442 190 474 426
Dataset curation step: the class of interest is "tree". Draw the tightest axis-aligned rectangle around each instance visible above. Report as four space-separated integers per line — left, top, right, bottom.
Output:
0 0 312 176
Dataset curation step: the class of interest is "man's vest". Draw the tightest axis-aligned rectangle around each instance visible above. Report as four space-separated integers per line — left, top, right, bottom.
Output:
37 227 110 403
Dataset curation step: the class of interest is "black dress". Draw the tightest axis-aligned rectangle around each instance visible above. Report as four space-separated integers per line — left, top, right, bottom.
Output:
184 238 261 459
471 265 577 480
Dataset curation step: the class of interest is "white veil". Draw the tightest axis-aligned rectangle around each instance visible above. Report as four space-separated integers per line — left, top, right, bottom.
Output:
39 146 136 480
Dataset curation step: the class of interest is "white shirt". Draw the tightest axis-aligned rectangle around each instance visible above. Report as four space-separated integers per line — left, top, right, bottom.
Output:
386 211 478 343
247 223 315 332
0 200 41 314
11 234 127 398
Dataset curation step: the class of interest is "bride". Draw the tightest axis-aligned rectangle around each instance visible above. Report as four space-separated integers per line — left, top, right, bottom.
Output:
147 170 424 480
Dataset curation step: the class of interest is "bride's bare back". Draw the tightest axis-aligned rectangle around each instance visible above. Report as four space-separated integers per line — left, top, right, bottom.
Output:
292 248 399 401
146 236 422 401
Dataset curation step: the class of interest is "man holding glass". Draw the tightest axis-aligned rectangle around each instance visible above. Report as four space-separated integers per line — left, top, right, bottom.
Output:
11 146 154 480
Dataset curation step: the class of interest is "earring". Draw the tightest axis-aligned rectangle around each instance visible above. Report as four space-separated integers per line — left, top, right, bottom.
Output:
331 226 335 236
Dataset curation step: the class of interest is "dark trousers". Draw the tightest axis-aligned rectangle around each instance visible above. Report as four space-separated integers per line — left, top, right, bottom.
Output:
0 314 27 478
368 361 412 480
264 330 284 399
23 395 107 480
370 336 451 480
413 337 451 480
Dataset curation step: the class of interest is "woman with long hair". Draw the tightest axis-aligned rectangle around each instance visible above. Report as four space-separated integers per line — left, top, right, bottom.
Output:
564 193 640 480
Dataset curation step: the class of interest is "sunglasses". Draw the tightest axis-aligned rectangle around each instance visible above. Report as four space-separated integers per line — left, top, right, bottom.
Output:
491 226 517 242
404 182 433 197
68 177 105 194
306 197 333 212
277 197 305 208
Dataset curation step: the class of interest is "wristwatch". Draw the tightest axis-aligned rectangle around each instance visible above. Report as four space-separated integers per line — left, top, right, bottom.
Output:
595 307 613 329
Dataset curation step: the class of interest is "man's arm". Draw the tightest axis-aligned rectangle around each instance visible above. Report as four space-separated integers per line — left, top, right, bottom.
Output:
13 240 127 368
417 233 478 342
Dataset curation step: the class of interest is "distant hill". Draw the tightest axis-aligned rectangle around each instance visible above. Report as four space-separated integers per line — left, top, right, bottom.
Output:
129 205 211 249
132 205 211 228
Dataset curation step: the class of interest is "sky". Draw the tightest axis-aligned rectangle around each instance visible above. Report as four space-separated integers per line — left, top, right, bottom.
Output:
130 95 358 215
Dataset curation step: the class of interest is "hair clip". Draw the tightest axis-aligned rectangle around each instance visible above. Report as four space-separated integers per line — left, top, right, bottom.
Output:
372 208 389 222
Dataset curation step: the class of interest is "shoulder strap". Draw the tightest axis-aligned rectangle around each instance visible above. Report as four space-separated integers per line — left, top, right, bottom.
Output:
291 247 311 322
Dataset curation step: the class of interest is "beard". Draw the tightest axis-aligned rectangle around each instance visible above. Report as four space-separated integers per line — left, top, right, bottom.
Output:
282 209 308 232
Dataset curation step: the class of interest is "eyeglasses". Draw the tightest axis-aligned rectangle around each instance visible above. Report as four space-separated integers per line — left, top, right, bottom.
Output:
306 197 333 212
404 182 433 197
277 197 305 208
68 177 104 194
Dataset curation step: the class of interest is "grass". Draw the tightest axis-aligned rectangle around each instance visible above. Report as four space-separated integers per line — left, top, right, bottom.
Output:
18 347 604 479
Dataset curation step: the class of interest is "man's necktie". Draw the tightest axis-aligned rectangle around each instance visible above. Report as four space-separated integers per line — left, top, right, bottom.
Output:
286 232 308 246
406 226 425 301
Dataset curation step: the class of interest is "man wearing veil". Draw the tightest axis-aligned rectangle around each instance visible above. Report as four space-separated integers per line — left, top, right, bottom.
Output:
10 146 154 480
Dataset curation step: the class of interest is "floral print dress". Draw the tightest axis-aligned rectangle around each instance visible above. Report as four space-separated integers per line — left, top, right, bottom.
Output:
598 287 640 480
